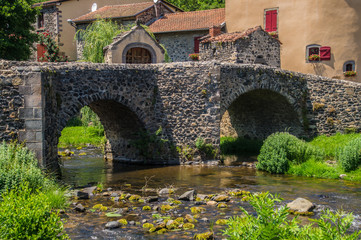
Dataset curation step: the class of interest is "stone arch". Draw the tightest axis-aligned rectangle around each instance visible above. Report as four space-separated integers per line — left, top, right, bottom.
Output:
122 43 157 64
221 88 304 139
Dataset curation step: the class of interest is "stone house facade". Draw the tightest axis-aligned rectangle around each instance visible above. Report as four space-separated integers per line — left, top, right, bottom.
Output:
200 26 280 67
32 0 181 61
149 8 225 62
72 1 178 60
103 23 165 64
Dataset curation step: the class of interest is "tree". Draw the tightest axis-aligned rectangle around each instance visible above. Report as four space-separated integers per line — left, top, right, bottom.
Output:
0 0 39 60
166 0 225 11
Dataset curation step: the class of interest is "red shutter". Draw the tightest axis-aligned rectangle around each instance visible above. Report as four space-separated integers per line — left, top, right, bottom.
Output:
194 37 201 53
320 46 331 60
271 10 278 31
265 10 277 32
265 11 272 32
37 44 46 62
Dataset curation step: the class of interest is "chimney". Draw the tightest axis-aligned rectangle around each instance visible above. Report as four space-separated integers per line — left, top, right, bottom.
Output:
209 25 222 37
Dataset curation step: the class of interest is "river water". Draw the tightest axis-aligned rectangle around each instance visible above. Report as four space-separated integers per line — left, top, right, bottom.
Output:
60 148 361 239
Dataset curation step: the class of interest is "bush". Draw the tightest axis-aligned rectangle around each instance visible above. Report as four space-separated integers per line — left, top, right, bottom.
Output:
223 192 361 240
0 184 69 239
338 137 361 172
195 137 218 159
0 142 51 194
257 132 323 174
220 137 262 156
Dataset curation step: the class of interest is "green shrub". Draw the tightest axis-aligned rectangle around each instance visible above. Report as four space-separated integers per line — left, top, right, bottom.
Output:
257 132 323 174
223 192 361 240
220 136 262 156
80 106 103 129
195 137 218 159
0 184 69 239
338 137 361 172
287 158 340 179
0 142 50 194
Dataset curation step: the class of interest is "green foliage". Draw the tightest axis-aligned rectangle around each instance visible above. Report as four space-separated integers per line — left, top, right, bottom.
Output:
0 184 69 240
195 137 218 159
257 132 323 174
0 0 39 60
177 145 195 161
220 136 262 156
338 137 361 172
223 192 301 240
223 192 361 240
130 127 171 159
0 141 51 194
58 126 106 148
166 0 225 11
37 31 68 62
76 18 131 63
80 106 103 129
309 133 361 158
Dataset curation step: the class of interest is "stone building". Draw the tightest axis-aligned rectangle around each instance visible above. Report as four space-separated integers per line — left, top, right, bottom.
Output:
200 26 280 67
149 8 225 62
226 0 361 82
103 23 165 64
32 0 181 61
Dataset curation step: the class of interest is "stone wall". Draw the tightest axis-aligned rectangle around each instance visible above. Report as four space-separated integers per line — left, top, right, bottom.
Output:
156 31 209 62
200 29 280 67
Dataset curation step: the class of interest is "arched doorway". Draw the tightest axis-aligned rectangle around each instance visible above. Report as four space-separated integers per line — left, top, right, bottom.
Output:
126 47 152 64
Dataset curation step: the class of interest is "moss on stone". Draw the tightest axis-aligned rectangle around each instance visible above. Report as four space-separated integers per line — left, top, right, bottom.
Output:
143 223 154 229
183 223 195 230
142 205 151 211
194 231 214 240
118 219 128 226
190 207 205 214
215 219 228 225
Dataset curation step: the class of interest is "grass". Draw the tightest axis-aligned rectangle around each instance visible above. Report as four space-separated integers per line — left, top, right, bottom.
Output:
220 136 263 156
58 126 106 148
308 133 361 158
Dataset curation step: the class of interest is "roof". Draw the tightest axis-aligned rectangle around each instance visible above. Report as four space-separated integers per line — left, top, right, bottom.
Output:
33 0 67 7
72 2 154 23
201 26 263 43
149 8 225 33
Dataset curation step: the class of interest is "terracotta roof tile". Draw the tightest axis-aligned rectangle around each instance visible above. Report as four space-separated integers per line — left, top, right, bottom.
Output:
72 2 154 23
149 8 225 33
201 26 262 43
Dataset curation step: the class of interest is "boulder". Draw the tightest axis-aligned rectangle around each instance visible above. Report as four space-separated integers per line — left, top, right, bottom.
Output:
105 221 121 229
213 195 230 202
178 190 196 201
206 201 217 206
77 186 97 199
74 204 85 212
158 188 173 195
287 198 315 212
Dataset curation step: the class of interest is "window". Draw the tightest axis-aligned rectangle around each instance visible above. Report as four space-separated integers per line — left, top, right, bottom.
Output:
265 9 278 32
37 13 44 29
306 45 331 62
194 37 201 53
343 61 355 72
126 47 152 64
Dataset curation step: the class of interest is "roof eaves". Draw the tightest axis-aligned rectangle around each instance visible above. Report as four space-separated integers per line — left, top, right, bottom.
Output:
160 0 184 12
33 0 67 7
152 28 209 34
73 15 136 24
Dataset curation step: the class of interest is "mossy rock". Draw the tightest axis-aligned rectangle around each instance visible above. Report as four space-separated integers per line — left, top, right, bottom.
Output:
118 219 128 226
143 223 154 229
143 206 151 211
183 223 195 230
93 204 103 209
215 219 228 225
161 204 173 212
157 228 167 234
213 195 230 202
217 203 228 209
185 214 198 223
149 227 157 233
166 220 180 230
191 207 206 214
194 231 214 240
175 217 184 223
129 195 141 201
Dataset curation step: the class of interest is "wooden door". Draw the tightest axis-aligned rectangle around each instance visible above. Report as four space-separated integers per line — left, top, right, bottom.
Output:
126 47 152 64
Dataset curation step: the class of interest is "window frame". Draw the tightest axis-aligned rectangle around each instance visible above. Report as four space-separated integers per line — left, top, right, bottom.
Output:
264 8 279 33
343 60 356 72
306 44 321 62
37 12 45 30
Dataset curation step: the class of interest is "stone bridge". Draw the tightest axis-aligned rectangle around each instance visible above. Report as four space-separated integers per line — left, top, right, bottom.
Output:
1 60 361 172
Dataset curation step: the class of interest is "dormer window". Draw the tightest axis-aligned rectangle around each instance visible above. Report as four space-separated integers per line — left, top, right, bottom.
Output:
37 13 44 29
